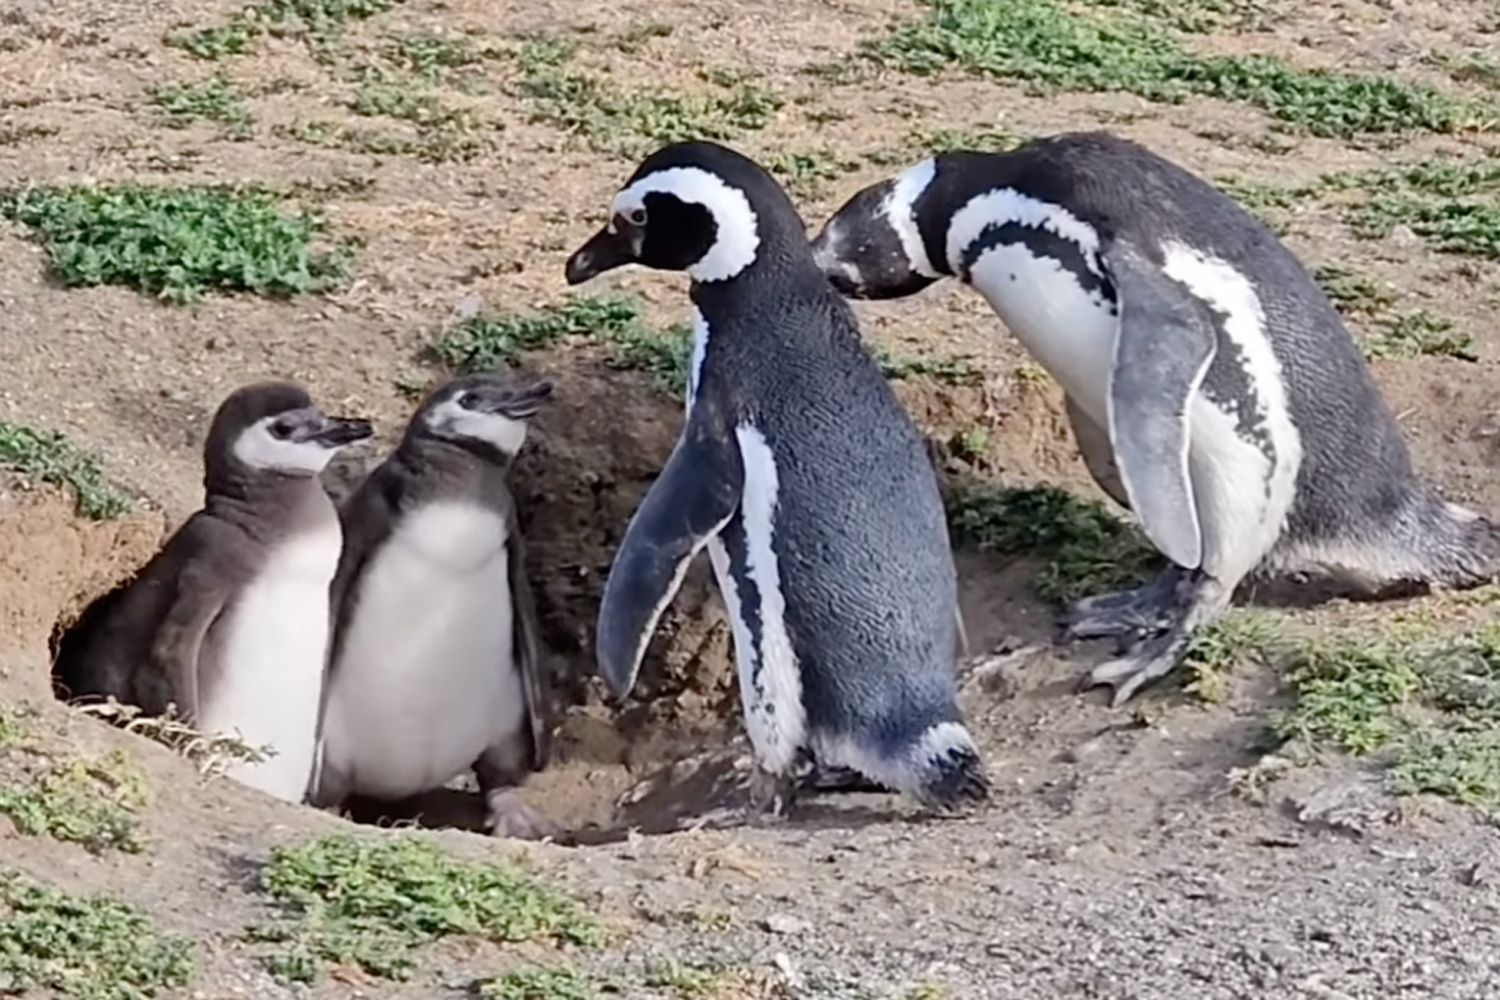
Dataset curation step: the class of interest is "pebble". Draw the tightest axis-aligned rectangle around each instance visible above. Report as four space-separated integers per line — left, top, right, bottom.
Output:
763 913 812 936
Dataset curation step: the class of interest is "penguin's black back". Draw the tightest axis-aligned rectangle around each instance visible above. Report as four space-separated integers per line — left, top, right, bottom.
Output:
925 131 1420 540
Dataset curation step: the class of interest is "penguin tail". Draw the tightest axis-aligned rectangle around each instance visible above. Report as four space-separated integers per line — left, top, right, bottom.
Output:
1398 489 1500 589
834 721 991 811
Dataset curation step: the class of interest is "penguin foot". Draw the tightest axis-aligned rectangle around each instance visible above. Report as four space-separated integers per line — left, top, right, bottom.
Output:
1079 620 1197 707
1061 567 1189 641
746 767 798 824
799 763 888 795
484 789 561 841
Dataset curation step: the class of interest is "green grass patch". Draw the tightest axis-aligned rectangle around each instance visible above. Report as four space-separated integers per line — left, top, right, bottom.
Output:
0 421 129 519
876 348 984 385
946 482 1160 603
384 30 483 81
435 294 692 394
1180 610 1279 704
644 959 744 997
169 0 404 60
1311 265 1476 361
1081 0 1283 33
251 833 602 983
1364 309 1476 362
337 68 485 160
0 869 194 999
478 966 599 1000
764 149 863 199
1270 620 1500 818
0 748 147 854
513 35 782 156
861 0 1485 138
1338 159 1500 260
1431 51 1500 91
148 76 253 134
0 185 353 302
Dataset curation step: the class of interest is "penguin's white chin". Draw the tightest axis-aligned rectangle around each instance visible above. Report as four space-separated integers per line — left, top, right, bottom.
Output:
234 422 340 474
425 399 528 456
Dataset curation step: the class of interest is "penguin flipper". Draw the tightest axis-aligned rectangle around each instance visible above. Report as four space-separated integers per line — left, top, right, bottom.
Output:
148 539 233 725
1102 240 1216 570
505 503 553 771
596 407 744 698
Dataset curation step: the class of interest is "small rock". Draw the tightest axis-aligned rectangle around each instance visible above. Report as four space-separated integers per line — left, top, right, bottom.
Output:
762 913 811 936
1459 861 1492 887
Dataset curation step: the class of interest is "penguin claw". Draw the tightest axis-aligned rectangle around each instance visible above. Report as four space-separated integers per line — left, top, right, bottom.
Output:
1081 629 1193 707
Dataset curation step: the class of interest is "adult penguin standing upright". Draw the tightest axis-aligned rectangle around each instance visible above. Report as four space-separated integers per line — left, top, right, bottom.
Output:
565 140 990 819
810 130 1500 704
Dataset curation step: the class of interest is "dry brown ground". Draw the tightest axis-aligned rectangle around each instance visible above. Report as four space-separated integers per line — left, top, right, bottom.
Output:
2 0 1500 997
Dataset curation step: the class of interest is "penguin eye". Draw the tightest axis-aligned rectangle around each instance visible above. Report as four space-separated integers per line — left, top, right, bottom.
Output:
458 393 480 411
627 207 647 227
269 420 293 440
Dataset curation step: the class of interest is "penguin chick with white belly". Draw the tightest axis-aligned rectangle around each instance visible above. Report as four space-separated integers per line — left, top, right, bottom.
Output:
52 382 374 802
564 140 990 818
310 374 558 840
810 130 1500 705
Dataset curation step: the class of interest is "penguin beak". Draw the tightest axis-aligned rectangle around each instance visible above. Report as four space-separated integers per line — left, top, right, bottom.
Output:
564 223 639 285
484 379 555 419
311 416 375 447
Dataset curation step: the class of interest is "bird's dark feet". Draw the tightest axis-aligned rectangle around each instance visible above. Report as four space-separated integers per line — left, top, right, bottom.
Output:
1061 566 1188 641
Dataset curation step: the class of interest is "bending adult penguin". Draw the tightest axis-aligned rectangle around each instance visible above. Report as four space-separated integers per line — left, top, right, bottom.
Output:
564 139 990 818
309 374 558 840
52 381 373 801
809 130 1500 705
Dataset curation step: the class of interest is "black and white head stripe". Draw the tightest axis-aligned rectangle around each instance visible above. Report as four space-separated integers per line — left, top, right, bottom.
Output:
946 188 1110 292
882 157 941 279
611 166 760 282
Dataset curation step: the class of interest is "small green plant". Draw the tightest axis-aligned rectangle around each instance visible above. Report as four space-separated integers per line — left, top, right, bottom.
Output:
0 749 147 853
478 966 598 1000
1310 265 1476 361
863 0 1484 138
912 122 1023 153
1269 621 1500 818
435 295 641 371
384 30 482 81
513 36 782 156
946 483 1160 603
148 76 253 134
436 294 693 394
0 185 352 302
904 985 953 1000
1431 51 1500 90
644 959 737 997
876 348 984 385
0 421 129 519
169 0 404 60
602 321 694 395
1313 264 1397 316
251 834 602 983
763 149 862 199
0 869 195 999
1082 0 1283 33
1181 611 1278 703
949 426 992 464
1270 637 1421 753
1365 309 1477 361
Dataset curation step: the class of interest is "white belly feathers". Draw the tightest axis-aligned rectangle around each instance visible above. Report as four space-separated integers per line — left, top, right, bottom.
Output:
320 501 524 800
199 525 341 802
